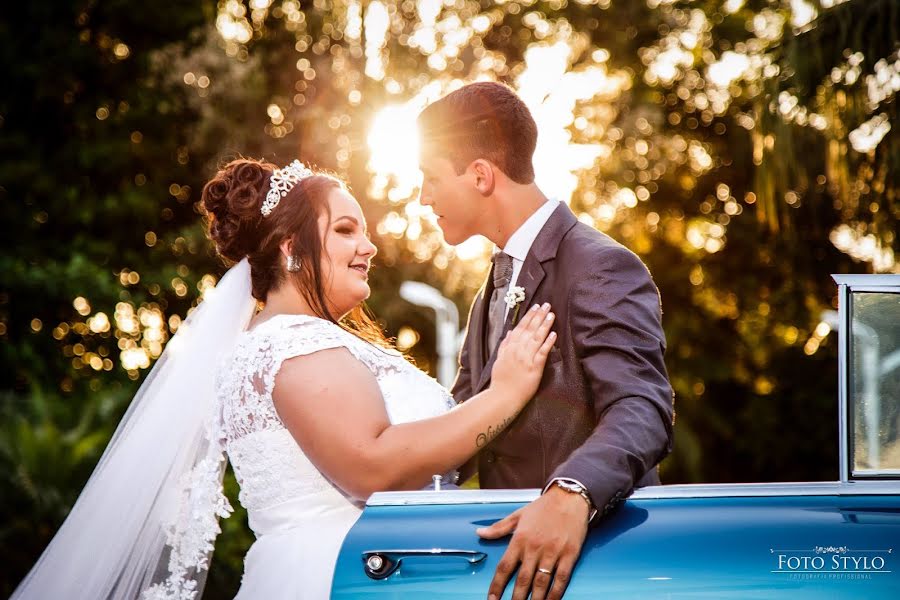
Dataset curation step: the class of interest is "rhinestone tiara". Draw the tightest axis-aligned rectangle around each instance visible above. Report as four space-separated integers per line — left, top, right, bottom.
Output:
261 159 315 217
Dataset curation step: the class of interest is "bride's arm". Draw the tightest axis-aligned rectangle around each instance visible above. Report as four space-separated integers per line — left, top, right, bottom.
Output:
273 304 556 500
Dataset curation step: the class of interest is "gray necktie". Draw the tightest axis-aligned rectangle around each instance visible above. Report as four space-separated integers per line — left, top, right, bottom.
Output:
487 252 514 353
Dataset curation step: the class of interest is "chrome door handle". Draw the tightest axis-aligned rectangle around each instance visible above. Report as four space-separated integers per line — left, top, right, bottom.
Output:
362 548 487 579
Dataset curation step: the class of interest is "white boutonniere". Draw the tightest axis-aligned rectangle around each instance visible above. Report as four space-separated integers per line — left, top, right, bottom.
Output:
504 285 526 323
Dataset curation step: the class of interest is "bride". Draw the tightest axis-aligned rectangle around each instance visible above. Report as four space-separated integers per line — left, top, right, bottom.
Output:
11 158 557 599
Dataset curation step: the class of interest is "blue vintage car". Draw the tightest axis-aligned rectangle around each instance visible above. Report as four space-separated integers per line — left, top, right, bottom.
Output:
331 275 900 598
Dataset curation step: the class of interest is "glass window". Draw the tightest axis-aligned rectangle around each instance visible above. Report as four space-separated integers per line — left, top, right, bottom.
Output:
850 291 900 476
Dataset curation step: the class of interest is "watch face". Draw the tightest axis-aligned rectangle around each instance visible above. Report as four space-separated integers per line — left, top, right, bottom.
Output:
557 481 581 493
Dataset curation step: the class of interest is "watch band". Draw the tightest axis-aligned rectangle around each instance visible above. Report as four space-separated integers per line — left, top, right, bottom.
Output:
546 477 599 522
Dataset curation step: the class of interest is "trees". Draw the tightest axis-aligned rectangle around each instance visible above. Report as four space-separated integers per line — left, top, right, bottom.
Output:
623 0 897 481
0 2 243 593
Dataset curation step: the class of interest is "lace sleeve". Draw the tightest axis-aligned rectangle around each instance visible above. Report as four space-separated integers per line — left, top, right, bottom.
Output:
272 318 359 369
271 317 404 383
219 316 409 444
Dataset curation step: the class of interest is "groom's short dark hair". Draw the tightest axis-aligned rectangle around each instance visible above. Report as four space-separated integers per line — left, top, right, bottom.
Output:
417 82 537 184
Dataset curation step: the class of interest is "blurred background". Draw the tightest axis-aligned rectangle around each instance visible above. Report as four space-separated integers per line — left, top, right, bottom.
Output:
1 0 897 596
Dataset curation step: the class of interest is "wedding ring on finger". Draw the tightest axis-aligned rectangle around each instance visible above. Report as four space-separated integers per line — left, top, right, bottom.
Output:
537 567 553 575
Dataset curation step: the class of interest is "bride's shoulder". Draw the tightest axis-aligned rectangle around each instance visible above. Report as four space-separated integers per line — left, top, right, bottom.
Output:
254 314 364 353
241 313 406 374
247 313 341 338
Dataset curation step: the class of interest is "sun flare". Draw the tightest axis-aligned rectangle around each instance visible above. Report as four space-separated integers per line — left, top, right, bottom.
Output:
366 104 422 204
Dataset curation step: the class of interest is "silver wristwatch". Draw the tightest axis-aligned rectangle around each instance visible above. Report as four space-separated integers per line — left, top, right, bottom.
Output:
550 478 598 522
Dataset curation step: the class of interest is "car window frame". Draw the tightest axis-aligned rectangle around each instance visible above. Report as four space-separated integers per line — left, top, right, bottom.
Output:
834 275 900 482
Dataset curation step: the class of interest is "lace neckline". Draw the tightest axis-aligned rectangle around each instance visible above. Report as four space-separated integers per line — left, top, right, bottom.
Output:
244 313 326 335
241 313 403 361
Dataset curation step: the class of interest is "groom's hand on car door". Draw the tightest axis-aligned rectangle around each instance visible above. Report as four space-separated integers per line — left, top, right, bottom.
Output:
477 484 589 600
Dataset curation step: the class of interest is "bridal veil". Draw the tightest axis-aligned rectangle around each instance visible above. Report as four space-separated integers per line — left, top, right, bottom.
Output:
11 259 256 600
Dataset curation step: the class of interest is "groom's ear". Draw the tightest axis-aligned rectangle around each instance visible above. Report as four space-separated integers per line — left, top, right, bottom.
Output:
469 159 495 196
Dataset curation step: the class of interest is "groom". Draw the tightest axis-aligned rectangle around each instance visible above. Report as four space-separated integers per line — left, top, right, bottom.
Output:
417 82 674 600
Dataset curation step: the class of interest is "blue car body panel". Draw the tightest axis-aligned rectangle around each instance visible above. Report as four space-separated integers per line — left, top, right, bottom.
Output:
331 276 900 598
333 492 900 598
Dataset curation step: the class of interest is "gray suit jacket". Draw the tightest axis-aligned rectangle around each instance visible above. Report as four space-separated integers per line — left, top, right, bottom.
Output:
452 203 674 518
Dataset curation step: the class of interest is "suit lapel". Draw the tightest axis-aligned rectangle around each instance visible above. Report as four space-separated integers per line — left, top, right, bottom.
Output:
508 258 546 330
473 202 578 393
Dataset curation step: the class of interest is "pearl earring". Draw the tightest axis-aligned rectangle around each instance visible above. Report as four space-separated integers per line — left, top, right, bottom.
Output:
286 255 301 272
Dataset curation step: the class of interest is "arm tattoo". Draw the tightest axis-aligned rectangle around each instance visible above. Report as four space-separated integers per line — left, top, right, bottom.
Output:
475 415 514 448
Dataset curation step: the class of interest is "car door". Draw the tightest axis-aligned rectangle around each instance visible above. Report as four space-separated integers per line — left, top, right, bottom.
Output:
332 275 900 598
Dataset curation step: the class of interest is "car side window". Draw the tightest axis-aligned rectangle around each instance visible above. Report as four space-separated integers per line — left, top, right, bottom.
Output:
850 290 900 475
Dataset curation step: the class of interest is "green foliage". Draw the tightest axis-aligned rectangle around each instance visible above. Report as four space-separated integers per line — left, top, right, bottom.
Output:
0 388 118 593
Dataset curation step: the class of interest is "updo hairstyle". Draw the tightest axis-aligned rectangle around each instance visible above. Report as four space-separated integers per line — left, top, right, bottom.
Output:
200 158 388 346
201 157 340 302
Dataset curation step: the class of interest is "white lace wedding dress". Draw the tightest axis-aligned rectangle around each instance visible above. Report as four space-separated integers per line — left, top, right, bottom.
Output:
214 314 456 598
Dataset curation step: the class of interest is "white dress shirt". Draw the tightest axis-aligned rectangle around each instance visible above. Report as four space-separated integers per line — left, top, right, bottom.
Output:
497 198 560 320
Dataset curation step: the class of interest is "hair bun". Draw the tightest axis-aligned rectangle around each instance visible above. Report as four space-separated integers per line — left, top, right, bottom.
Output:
202 158 274 262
